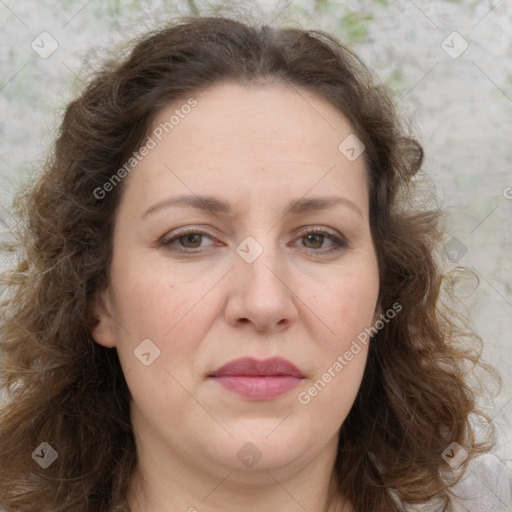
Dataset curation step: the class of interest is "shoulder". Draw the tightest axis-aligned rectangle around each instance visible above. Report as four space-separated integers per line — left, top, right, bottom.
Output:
450 453 512 511
402 453 512 512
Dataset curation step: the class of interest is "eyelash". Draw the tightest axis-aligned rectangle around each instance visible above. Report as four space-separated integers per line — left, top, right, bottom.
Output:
159 226 348 255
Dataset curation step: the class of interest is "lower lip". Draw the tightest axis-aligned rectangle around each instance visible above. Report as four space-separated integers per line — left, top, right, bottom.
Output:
211 375 303 400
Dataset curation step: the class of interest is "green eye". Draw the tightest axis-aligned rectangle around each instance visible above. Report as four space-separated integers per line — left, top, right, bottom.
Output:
178 233 204 248
296 228 348 254
302 233 325 249
160 229 217 252
160 227 348 255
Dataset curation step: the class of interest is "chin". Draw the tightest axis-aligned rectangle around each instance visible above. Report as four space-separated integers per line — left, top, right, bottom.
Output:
201 424 314 474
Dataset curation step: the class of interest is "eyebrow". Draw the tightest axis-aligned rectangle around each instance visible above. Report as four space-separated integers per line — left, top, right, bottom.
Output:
142 193 363 219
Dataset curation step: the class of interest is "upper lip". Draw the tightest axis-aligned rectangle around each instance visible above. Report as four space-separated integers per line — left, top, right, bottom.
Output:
209 357 305 378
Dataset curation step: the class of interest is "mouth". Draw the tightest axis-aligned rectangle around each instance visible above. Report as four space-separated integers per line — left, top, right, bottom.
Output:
208 357 305 400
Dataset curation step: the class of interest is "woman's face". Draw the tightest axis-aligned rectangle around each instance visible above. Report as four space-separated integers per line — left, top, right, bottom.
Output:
93 81 380 484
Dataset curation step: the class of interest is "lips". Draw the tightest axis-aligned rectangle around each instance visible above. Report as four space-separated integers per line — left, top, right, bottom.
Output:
210 356 305 378
209 357 305 400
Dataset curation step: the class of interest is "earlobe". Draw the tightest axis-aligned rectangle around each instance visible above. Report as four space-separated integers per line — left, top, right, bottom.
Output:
91 289 117 348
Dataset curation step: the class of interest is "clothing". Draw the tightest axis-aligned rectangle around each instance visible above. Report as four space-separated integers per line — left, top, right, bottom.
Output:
405 453 512 512
450 454 512 512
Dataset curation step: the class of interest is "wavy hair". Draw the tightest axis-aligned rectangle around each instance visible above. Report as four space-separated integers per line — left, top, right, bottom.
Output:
0 11 500 512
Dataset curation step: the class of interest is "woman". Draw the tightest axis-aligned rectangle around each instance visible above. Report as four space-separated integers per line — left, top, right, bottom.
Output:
0 12 508 512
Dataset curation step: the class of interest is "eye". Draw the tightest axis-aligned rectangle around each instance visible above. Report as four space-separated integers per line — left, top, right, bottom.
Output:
159 227 219 252
158 226 348 255
293 227 348 254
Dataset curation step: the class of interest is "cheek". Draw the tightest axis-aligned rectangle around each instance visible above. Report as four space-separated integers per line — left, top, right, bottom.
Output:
110 267 212 427
303 347 368 431
301 257 378 402
110 259 212 340
312 267 379 343
298 278 375 421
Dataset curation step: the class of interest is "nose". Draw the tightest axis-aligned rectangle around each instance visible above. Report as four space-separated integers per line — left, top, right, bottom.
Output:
224 239 299 333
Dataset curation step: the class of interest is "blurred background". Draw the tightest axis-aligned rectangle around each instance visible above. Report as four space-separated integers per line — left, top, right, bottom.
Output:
1 0 511 476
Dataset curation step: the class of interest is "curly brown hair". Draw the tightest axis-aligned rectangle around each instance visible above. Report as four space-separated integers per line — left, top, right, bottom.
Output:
0 12 500 512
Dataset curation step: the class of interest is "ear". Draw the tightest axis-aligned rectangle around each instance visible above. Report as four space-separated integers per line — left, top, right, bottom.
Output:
91 288 117 348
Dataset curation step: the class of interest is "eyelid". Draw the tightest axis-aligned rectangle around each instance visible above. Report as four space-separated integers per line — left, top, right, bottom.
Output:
296 225 343 240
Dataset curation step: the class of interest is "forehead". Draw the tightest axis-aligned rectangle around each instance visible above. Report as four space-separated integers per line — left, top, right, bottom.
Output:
120 80 369 218
149 80 358 160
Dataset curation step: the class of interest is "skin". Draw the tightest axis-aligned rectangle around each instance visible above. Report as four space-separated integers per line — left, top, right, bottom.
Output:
92 81 380 512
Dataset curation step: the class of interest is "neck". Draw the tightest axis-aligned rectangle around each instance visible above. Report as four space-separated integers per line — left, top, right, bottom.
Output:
125 435 351 512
